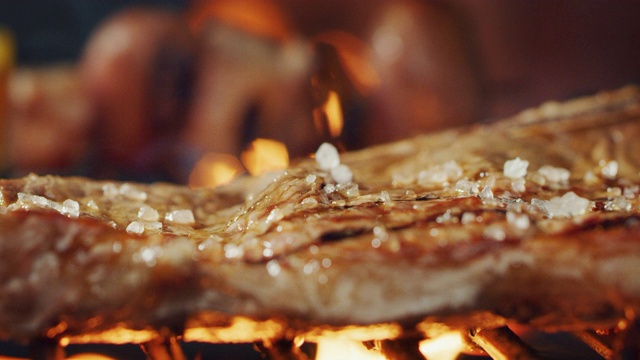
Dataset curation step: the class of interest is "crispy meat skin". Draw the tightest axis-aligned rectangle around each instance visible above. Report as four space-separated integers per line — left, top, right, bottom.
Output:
1 86 640 344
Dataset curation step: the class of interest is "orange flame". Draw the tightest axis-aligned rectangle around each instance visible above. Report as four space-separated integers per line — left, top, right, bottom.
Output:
315 332 466 360
325 91 344 138
241 138 289 176
188 153 245 188
419 331 467 360
313 90 344 139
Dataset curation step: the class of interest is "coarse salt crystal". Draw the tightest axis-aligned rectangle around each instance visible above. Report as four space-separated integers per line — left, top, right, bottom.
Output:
138 205 160 222
165 209 195 225
305 174 317 183
417 160 463 185
605 197 632 212
86 200 99 211
102 183 119 198
143 221 163 231
61 199 80 218
17 193 48 207
601 160 619 179
479 185 494 200
126 221 145 235
324 184 336 194
331 164 353 184
504 157 529 179
537 165 570 183
511 178 526 193
13 193 80 218
315 142 340 170
341 183 360 197
455 179 479 196
119 183 148 201
543 191 591 218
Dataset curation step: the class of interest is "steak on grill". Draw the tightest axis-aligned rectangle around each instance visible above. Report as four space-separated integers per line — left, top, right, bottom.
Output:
1 86 640 347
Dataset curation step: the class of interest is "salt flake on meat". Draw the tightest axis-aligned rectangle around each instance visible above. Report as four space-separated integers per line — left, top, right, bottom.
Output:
504 157 529 179
138 205 160 222
119 183 148 201
455 179 479 196
315 142 340 170
331 164 353 184
542 191 591 218
538 165 571 184
479 186 494 200
61 199 80 218
601 160 619 179
418 160 463 185
126 221 145 235
165 209 196 225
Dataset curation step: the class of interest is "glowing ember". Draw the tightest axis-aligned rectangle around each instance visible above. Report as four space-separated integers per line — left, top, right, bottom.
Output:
419 331 468 360
188 153 245 188
315 332 467 360
315 338 385 360
241 138 290 176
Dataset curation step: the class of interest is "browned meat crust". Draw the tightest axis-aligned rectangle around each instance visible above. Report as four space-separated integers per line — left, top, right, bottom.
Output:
1 86 640 346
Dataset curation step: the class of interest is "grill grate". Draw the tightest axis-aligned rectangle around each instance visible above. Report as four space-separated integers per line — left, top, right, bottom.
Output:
2 322 638 360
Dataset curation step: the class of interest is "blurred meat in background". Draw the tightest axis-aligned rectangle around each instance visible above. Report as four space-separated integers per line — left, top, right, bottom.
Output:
0 0 638 185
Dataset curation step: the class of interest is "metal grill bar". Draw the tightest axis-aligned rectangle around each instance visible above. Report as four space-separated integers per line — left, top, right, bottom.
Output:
469 326 541 360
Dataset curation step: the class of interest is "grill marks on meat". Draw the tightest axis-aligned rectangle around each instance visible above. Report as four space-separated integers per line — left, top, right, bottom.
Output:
1 86 640 346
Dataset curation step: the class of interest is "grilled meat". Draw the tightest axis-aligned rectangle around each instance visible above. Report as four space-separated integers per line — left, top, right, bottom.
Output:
1 86 640 347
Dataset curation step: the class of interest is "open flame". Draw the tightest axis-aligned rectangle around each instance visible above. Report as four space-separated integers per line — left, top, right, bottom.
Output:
316 338 385 360
419 331 467 360
313 90 344 139
241 138 290 176
188 152 245 188
315 331 467 360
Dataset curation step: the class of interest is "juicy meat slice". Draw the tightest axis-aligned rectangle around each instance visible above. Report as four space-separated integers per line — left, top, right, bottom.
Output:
1 86 640 345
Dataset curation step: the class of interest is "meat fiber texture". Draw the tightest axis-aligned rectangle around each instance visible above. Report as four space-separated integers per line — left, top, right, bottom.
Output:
1 86 640 345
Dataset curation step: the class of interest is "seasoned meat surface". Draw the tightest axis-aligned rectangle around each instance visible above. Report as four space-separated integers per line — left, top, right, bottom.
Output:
1 86 640 344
